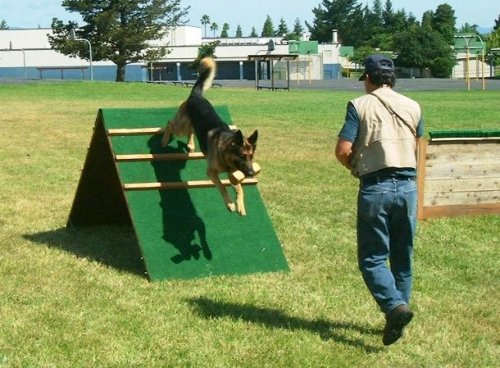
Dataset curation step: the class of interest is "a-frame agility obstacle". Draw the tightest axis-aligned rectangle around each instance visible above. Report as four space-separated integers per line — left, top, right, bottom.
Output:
67 107 289 281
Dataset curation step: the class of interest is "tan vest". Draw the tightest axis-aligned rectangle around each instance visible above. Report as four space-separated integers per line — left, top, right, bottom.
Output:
350 86 421 177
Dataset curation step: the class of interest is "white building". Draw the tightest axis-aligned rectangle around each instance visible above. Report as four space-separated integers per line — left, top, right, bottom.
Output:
0 26 344 82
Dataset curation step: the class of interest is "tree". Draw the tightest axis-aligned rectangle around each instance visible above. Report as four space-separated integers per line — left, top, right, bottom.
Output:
458 23 479 34
487 28 500 48
210 22 219 37
306 0 362 45
190 41 219 70
486 28 500 71
235 25 243 37
49 0 188 82
0 19 8 29
383 1 412 39
201 15 210 38
494 14 500 31
276 18 289 36
261 15 274 37
220 23 230 38
432 4 456 44
249 27 258 37
282 18 304 41
421 10 433 29
352 45 378 65
292 18 304 37
394 24 455 77
362 0 384 45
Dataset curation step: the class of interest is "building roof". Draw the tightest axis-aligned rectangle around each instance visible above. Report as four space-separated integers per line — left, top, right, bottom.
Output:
454 34 485 54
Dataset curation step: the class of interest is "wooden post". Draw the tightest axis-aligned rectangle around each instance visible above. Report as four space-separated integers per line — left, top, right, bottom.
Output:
417 139 428 220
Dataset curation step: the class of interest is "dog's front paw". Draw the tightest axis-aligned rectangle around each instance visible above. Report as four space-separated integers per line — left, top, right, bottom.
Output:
237 207 246 216
226 202 236 212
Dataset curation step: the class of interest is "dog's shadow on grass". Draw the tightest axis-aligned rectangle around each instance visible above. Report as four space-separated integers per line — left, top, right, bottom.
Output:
23 226 146 276
187 296 383 353
149 137 212 264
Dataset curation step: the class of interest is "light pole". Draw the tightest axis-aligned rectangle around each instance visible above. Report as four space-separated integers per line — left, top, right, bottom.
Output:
69 29 93 81
476 34 485 91
20 48 26 79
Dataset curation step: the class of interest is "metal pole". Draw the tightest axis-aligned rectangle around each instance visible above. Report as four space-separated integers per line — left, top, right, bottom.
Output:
75 38 93 81
465 43 470 91
269 59 274 91
254 60 258 88
69 29 93 81
287 59 290 90
482 51 485 90
21 48 26 79
476 34 486 90
84 39 93 81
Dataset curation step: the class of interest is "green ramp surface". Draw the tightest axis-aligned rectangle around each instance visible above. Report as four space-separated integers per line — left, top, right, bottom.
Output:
75 107 289 281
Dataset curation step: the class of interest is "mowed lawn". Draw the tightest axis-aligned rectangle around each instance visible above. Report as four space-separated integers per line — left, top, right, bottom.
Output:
0 81 498 367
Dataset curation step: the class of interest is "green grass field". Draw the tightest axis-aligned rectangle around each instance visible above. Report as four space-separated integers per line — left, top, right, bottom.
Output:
0 81 498 367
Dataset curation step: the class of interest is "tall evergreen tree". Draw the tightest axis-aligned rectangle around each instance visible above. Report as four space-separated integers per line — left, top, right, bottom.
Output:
221 23 230 38
249 27 258 37
276 18 289 36
293 18 304 37
0 19 8 30
365 5 390 49
235 25 243 37
421 10 434 29
306 0 363 46
364 0 383 37
49 0 188 82
432 4 456 44
261 15 274 37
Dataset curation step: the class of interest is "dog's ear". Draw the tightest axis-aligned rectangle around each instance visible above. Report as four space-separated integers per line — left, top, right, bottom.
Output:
232 130 244 146
247 130 258 145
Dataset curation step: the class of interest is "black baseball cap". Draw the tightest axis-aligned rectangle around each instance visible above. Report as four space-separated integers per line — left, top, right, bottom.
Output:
359 54 394 81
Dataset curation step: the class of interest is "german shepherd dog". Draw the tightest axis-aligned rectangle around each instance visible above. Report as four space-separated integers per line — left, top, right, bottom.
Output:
161 57 258 216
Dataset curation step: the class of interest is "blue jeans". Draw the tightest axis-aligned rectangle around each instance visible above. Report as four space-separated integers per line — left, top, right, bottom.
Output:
357 176 417 314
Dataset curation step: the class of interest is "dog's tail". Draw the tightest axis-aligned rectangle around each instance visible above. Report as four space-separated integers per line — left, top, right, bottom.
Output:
190 57 216 97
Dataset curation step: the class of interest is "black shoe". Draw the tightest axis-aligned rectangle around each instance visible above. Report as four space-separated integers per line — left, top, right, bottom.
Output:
383 304 414 346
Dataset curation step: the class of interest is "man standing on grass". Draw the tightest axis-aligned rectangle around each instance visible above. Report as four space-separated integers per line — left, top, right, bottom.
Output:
335 54 424 345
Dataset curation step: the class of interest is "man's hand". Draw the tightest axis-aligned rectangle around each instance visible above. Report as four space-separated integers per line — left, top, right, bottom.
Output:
335 138 353 169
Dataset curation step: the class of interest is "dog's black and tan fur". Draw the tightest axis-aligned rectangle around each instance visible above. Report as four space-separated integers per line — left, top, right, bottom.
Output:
161 57 258 216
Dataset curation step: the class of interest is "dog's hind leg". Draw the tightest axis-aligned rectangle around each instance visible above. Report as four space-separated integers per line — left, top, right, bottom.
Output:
161 121 174 147
207 169 236 213
186 129 195 152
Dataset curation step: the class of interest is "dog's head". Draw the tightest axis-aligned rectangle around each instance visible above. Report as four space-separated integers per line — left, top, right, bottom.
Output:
229 129 258 177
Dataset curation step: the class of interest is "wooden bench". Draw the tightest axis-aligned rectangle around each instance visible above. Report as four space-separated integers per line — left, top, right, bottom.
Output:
37 66 88 80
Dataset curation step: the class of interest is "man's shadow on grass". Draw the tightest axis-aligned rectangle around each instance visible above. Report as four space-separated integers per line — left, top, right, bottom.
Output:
187 296 382 353
23 225 146 276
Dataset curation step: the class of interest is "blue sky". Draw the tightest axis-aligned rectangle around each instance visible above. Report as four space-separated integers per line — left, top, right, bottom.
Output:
2 0 498 33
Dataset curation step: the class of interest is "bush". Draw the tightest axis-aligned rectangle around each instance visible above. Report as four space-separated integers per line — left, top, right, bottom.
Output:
431 56 455 78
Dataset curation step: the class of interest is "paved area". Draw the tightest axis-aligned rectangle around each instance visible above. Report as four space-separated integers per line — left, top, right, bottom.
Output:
219 78 500 91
